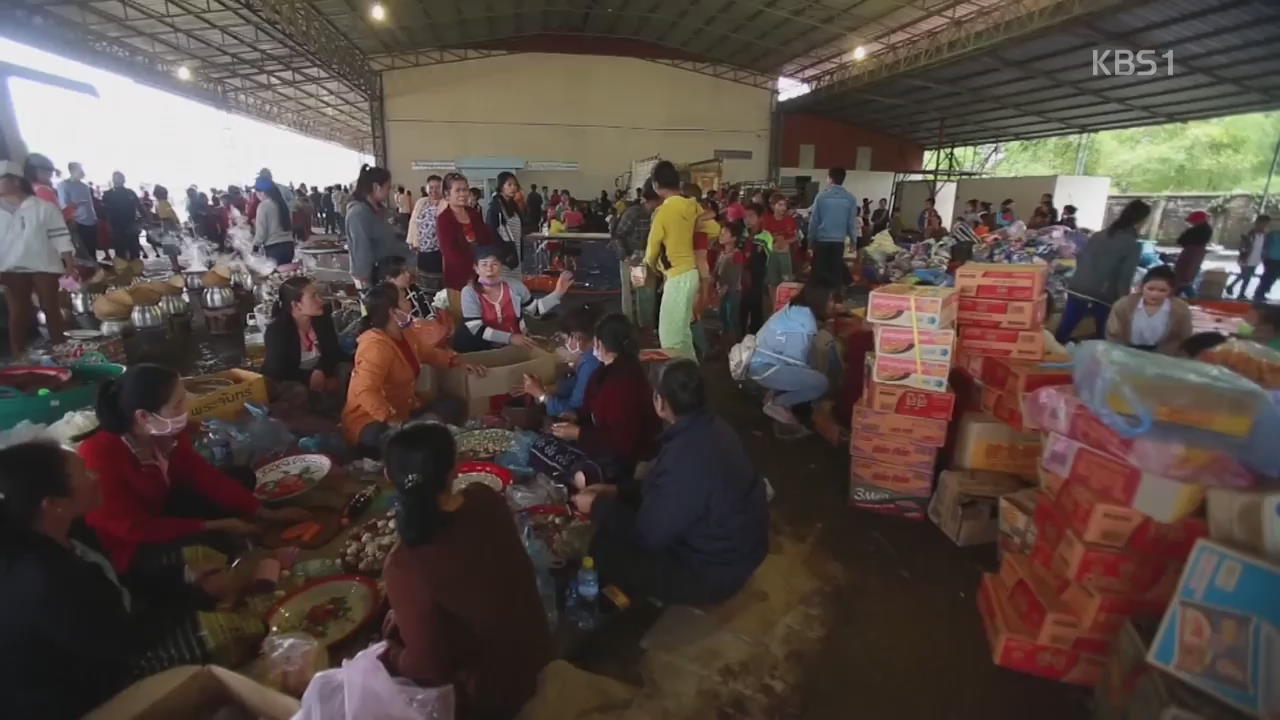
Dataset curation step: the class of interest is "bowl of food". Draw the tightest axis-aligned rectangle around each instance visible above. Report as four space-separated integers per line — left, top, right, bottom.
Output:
453 461 513 494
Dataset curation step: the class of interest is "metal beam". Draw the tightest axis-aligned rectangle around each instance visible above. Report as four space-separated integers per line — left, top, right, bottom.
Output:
232 0 377 97
644 58 776 90
367 48 514 71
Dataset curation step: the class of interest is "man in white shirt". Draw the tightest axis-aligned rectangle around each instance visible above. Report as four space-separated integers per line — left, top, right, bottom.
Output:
57 162 101 262
1233 214 1270 300
2 160 75 354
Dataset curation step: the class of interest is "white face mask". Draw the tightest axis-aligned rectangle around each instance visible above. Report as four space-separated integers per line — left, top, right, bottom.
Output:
593 345 608 364
147 411 189 436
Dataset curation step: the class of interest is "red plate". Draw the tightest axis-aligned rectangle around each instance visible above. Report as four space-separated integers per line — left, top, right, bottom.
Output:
455 461 513 488
265 574 381 648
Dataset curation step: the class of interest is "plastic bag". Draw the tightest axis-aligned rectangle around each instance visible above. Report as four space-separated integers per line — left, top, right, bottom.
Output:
295 641 455 720
1071 341 1280 476
506 473 567 512
260 632 328 697
0 421 49 450
1198 338 1280 389
243 403 295 466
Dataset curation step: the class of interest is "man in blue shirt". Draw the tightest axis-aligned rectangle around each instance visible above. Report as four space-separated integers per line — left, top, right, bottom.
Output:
57 161 101 262
522 305 602 418
806 166 858 287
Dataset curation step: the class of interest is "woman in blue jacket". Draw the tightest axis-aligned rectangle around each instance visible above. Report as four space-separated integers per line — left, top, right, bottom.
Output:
748 281 838 426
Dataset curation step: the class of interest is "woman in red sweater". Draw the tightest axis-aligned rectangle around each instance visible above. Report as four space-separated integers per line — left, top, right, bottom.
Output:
436 172 497 293
548 313 661 482
80 364 309 574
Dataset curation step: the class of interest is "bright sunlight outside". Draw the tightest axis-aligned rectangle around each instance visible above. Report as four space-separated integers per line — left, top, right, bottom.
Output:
2 37 370 221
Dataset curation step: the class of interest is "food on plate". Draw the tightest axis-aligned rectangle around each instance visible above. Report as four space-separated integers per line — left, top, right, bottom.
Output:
281 521 318 540
456 429 516 458
341 511 397 575
453 471 504 493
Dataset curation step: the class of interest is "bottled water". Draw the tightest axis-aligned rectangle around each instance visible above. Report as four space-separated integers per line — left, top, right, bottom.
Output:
574 556 599 630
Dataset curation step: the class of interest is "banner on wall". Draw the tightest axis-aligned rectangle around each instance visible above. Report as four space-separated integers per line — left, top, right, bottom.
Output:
411 160 456 171
524 160 579 171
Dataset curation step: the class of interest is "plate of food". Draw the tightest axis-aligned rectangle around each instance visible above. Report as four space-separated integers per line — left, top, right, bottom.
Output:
254 454 331 501
266 575 379 647
456 428 517 458
453 461 512 494
341 509 397 575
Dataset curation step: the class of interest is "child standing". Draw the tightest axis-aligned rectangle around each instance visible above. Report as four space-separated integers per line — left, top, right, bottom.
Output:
716 220 746 344
761 193 797 311
740 204 773 335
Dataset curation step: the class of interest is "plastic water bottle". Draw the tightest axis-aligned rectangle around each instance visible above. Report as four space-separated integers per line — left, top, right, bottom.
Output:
574 556 599 630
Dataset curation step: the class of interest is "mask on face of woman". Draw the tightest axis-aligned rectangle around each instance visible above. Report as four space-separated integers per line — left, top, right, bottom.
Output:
147 411 189 436
1237 321 1255 338
394 310 414 329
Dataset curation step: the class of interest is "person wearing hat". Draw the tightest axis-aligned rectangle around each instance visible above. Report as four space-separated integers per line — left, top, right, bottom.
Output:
0 159 75 355
1173 210 1213 296
457 243 573 351
22 153 59 207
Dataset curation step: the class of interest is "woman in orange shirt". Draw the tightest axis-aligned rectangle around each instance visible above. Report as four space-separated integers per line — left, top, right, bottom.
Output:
342 283 486 458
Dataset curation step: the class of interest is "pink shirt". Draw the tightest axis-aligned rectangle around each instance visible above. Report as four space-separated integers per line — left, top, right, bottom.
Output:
725 202 745 222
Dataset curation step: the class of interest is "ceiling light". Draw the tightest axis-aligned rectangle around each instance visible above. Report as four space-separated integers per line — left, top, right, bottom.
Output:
852 45 867 61
369 3 386 21
176 65 192 81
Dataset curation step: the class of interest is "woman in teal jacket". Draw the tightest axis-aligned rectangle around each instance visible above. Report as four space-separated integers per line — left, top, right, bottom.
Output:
747 281 837 426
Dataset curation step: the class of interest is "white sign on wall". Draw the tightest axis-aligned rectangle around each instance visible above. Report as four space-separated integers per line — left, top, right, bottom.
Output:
524 160 579 171
411 160 456 171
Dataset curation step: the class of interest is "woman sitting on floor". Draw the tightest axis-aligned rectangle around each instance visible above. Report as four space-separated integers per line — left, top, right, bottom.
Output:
521 304 602 419
342 283 485 458
537 313 661 484
261 276 351 411
79 364 309 578
380 424 552 719
458 244 573 351
0 442 264 720
1105 265 1193 354
748 281 839 427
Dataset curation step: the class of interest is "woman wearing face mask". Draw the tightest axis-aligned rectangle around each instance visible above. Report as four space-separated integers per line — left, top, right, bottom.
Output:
78 364 310 576
458 244 573 351
1105 265 1193 354
346 164 411 288
262 277 351 405
485 171 524 268
343 283 485 459
522 304 602 418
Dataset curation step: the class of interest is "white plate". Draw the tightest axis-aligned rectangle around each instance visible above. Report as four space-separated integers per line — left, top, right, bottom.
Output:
65 329 103 340
254 453 331 501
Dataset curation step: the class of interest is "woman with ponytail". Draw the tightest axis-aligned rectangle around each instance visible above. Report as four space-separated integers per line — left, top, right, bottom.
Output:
345 163 410 287
262 276 349 401
78 364 310 574
380 423 551 718
341 283 485 458
252 175 295 266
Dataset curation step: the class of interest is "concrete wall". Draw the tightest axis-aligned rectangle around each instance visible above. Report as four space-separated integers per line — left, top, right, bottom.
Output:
1049 175 1111 231
898 179 956 229
781 168 896 208
1104 193 1277 247
779 113 924 172
381 54 771 196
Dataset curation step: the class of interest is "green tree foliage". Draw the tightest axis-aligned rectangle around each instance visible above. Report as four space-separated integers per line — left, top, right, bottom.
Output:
925 111 1280 193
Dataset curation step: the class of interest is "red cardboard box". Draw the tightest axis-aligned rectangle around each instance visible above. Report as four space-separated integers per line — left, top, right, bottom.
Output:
998 554 1088 648
1039 433 1206 523
850 432 938 474
977 574 1107 687
1031 497 1175 595
957 327 1046 361
1055 476 1208 557
1060 571 1180 636
861 375 957 421
998 488 1041 559
870 352 952 393
849 457 934 497
866 284 959 329
978 356 1073 395
848 481 929 520
956 263 1048 301
873 325 956 363
772 281 803 313
957 296 1048 330
851 405 949 447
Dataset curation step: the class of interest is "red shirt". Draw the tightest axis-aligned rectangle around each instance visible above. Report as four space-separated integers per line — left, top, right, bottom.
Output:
761 213 797 248
579 358 661 466
80 430 261 571
478 283 521 336
562 210 584 229
438 205 496 290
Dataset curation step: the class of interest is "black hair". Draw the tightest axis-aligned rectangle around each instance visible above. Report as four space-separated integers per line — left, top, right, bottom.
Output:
375 255 413 285
651 160 681 191
594 313 639 360
470 187 483 201
1182 331 1228 358
1110 199 1151 233
495 171 520 215
273 276 313 318
1251 302 1280 330
722 219 746 241
385 423 456 546
260 180 292 231
1001 198 1014 208
745 202 766 218
560 304 601 339
1257 214 1272 224
828 167 846 185
95 363 181 434
656 359 707 416
3 172 34 195
1063 204 1077 214
154 184 169 201
0 441 74 539
1141 265 1177 287
23 153 54 182
682 182 703 199
353 164 392 207
641 179 659 203
791 280 839 322
925 197 936 206
727 188 740 203
396 185 405 194
427 174 442 184
361 282 402 333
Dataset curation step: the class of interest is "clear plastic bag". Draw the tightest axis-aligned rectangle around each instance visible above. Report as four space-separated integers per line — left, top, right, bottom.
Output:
295 641 454 720
260 632 328 697
1198 338 1280 389
243 402 295 465
1071 341 1280 477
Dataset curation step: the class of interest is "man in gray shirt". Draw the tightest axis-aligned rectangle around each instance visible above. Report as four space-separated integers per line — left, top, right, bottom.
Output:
57 162 101 262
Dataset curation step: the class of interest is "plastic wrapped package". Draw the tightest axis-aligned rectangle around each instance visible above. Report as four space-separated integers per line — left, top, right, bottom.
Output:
1071 341 1280 477
506 473 566 511
258 632 329 697
1026 385 1265 488
296 641 455 720
1198 338 1280 389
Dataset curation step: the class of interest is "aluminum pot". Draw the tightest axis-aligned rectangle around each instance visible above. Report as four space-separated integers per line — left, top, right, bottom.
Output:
36 307 74 326
130 303 165 329
184 271 206 291
69 291 102 315
232 270 254 291
99 318 131 337
159 292 189 316
202 285 236 309
254 281 275 304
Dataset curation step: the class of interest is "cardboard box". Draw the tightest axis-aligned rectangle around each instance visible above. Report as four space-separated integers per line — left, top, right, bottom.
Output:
957 326 1046 361
186 369 269 422
956 262 1048 301
1055 475 1208 557
773 281 803 313
873 325 956 363
444 345 557 418
1061 570 1181 637
951 412 1041 478
998 553 1089 648
861 375 957 421
1148 539 1280 718
1040 433 1206 523
848 481 929 520
851 405 949 447
850 431 939 473
86 665 300 720
849 457 934 498
1032 497 1176 595
871 352 951 393
929 469 1029 546
977 573 1108 687
998 487 1041 558
866 284 958 329
957 296 1047 330
978 356 1073 396
1038 464 1067 496
1094 620 1252 720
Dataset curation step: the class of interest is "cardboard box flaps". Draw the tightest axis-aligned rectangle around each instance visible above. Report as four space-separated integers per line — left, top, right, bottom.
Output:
186 370 269 422
928 469 1029 546
444 345 557 418
998 488 1040 558
86 665 299 720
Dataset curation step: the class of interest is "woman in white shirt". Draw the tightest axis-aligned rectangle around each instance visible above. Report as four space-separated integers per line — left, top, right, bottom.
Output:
1105 265 1193 355
0 161 74 355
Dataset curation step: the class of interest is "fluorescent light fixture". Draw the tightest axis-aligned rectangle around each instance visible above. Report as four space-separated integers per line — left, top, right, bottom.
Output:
853 45 867 61
370 3 386 21
176 65 192 81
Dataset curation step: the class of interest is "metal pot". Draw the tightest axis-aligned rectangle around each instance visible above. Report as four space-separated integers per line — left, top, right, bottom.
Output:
69 291 102 315
184 271 206 291
254 281 276 305
130 303 165 329
36 307 74 326
99 318 131 337
202 285 236 309
232 271 254 291
159 293 189 317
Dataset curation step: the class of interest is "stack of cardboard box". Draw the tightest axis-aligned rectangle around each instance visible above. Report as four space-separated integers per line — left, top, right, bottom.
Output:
848 284 959 520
